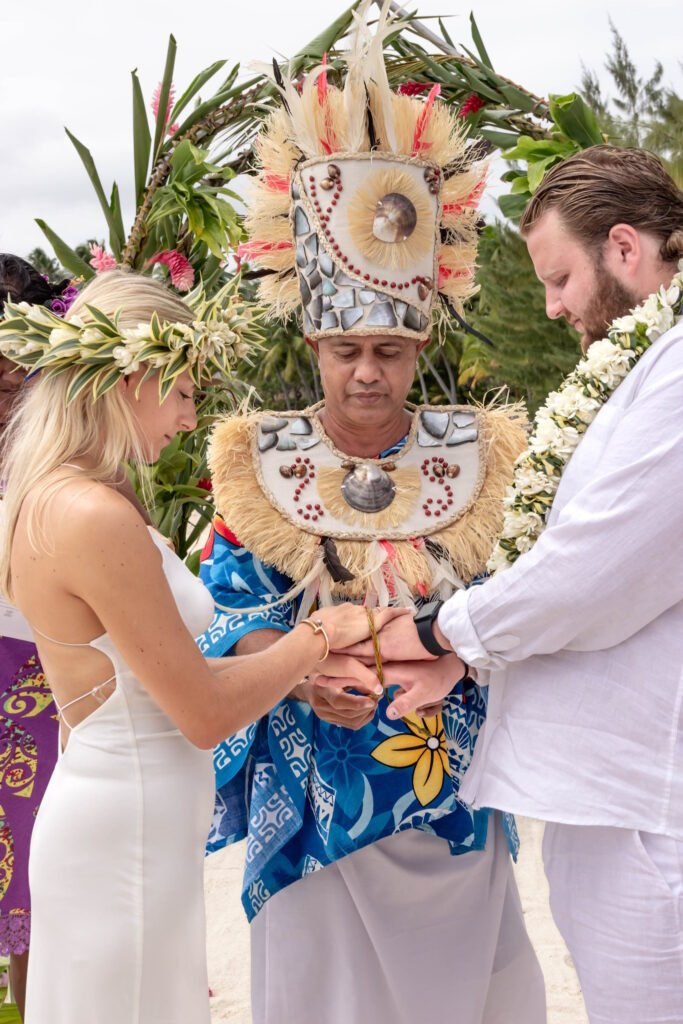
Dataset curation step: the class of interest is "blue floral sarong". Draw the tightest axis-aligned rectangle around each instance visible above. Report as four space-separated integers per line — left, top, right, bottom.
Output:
198 439 518 921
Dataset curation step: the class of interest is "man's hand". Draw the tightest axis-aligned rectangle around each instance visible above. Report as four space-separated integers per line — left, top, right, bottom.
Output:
381 653 467 720
294 674 378 730
342 613 440 663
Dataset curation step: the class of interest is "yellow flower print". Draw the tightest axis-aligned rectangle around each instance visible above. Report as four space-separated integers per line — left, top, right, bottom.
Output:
371 712 450 807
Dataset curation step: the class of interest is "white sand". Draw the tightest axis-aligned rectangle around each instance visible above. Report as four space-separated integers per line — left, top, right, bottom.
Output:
204 816 588 1023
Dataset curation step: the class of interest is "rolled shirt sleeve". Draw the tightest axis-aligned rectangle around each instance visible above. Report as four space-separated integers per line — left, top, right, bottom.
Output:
438 338 683 670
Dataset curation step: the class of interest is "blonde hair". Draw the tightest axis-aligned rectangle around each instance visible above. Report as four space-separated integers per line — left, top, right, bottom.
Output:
0 270 194 599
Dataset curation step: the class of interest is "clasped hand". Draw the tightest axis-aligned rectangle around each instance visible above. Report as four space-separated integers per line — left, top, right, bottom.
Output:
299 607 465 726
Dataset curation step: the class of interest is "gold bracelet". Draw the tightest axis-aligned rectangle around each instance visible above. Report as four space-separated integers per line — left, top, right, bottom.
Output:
300 618 331 662
365 608 386 702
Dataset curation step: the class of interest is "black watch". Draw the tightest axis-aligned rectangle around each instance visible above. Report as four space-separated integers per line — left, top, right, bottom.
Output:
413 600 451 657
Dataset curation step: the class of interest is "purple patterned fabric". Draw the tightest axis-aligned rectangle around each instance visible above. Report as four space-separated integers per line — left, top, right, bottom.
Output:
0 638 58 954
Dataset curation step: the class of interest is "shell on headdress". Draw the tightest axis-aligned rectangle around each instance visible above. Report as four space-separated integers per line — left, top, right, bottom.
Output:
341 463 396 513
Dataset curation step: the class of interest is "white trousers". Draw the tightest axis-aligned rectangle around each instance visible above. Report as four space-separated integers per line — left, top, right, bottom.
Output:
251 816 546 1024
543 822 683 1024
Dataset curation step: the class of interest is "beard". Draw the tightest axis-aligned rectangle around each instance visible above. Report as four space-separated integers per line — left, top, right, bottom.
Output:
580 260 640 350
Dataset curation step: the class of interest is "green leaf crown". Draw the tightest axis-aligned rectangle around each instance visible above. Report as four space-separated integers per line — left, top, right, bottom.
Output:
0 278 264 404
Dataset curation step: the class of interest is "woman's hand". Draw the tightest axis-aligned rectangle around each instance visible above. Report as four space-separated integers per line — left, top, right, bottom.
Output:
382 654 467 720
313 604 409 654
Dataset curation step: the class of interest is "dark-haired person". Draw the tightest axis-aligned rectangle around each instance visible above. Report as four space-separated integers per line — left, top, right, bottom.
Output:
0 254 71 1017
363 146 683 1024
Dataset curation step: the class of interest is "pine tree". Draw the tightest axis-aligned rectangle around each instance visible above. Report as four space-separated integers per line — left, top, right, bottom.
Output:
580 21 682 183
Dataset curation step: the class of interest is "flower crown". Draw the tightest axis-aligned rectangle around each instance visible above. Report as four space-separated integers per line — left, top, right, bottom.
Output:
0 279 263 403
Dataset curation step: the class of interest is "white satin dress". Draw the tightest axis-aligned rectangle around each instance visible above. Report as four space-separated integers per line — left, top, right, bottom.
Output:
25 530 216 1024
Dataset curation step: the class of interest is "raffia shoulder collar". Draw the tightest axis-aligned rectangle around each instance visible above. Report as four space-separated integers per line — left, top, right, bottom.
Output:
209 402 526 601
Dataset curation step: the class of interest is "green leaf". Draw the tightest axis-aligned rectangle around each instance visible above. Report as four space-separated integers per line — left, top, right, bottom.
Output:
184 550 201 576
548 92 603 148
92 365 122 399
109 181 126 250
527 156 556 192
82 304 119 332
479 127 520 150
457 64 503 104
499 83 538 114
498 192 530 221
65 128 125 256
509 174 531 195
131 69 152 207
170 59 227 121
469 12 494 69
152 35 177 162
66 364 103 404
438 17 455 48
35 220 94 279
289 2 359 71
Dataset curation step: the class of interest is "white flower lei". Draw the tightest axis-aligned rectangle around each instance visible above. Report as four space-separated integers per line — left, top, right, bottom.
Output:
488 263 683 574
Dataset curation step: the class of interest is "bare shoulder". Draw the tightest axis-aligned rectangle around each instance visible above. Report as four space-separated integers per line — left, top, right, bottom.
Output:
32 477 157 568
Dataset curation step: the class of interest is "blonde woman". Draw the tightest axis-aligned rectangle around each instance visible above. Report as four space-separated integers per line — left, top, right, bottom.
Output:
0 271 395 1024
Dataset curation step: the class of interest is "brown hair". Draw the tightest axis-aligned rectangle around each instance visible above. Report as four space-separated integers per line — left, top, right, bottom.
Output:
520 145 683 264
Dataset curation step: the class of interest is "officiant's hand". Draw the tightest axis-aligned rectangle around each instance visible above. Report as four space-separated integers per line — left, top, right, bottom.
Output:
382 654 467 720
294 672 378 730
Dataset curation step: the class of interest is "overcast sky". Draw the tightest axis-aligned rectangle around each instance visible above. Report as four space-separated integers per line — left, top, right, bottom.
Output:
1 0 680 260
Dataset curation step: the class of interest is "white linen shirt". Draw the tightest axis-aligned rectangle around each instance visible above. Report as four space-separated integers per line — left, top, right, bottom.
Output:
441 321 683 838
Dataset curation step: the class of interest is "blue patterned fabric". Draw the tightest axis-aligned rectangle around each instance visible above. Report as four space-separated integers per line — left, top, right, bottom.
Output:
199 438 518 921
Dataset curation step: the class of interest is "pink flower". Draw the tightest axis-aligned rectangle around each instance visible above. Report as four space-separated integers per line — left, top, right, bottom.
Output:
458 93 486 118
151 82 179 136
88 243 117 274
397 82 432 96
149 250 195 292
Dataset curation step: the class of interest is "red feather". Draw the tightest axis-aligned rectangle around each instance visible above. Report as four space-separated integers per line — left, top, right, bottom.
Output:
412 84 441 155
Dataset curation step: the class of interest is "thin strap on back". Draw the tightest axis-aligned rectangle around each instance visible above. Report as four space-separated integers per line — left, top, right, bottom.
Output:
60 463 85 471
54 675 117 730
32 625 93 648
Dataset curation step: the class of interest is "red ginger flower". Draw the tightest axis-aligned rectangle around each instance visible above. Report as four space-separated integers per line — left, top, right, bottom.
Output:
148 250 195 292
151 82 179 136
459 93 486 118
397 81 433 96
197 478 213 492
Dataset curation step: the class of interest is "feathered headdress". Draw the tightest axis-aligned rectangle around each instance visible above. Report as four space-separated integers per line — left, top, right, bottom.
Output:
239 0 486 342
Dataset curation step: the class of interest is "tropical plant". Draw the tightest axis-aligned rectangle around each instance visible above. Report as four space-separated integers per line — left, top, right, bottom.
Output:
497 94 604 221
461 223 578 413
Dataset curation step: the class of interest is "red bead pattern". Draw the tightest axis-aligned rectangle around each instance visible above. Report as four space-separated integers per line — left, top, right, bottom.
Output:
281 457 324 520
420 456 459 516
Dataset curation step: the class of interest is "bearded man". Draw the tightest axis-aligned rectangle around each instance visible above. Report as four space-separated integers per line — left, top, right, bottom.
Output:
372 145 683 1024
